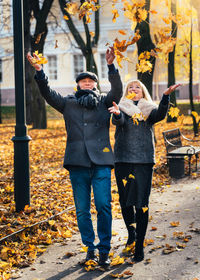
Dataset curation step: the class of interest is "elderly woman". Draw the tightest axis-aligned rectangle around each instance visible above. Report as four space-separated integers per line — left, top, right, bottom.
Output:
108 79 180 262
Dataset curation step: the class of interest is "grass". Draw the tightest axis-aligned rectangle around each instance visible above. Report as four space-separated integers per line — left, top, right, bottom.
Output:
0 106 62 123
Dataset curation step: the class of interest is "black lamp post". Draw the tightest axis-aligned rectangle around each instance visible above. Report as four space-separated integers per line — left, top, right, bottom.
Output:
12 0 31 212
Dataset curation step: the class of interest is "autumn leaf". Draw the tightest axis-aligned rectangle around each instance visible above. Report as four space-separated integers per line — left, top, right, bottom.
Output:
142 207 148 213
122 179 127 186
150 10 157 14
128 174 135 179
118 30 127 35
35 32 45 44
126 92 136 100
103 147 110 152
170 221 180 227
136 59 153 73
110 273 124 278
80 246 88 252
110 255 125 266
65 2 79 15
85 265 96 271
162 244 176 254
168 107 180 118
32 51 48 65
90 31 95 37
151 226 157 231
85 259 98 266
63 14 69 20
112 8 119 22
55 40 58 49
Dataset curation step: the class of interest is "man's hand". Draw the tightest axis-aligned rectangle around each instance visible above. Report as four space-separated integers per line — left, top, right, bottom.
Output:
108 101 120 115
163 84 181 95
106 47 115 65
27 52 42 71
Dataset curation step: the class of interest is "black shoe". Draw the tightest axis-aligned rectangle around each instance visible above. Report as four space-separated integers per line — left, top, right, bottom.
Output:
85 250 98 263
134 244 144 262
98 253 110 266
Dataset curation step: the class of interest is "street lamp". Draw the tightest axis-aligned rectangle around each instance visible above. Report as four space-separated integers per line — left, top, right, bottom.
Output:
12 0 31 212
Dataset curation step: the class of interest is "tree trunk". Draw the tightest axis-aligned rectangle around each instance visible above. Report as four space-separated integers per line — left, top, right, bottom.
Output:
135 0 155 96
189 20 198 136
30 39 47 129
23 0 54 129
167 1 177 122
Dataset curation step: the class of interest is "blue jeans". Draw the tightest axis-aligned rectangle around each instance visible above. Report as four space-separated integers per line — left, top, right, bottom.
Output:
69 165 112 253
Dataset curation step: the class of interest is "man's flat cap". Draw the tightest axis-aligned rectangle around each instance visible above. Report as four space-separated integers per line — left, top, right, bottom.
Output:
76 71 98 83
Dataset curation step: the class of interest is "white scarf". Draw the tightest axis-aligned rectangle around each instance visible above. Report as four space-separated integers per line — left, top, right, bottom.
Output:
119 98 158 120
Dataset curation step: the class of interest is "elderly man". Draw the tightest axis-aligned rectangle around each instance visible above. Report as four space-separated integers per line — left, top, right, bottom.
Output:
27 47 122 266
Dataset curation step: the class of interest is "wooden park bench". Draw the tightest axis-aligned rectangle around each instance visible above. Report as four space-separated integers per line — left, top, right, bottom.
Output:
162 128 200 178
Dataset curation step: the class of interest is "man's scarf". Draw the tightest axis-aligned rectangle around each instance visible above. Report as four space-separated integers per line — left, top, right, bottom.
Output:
75 89 100 109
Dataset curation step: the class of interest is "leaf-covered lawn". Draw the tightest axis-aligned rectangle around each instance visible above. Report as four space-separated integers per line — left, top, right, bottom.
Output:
0 117 199 279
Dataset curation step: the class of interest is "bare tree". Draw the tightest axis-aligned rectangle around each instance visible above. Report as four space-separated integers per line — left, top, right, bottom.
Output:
58 0 100 76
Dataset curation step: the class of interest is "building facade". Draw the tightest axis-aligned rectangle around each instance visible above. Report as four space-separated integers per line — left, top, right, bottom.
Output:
0 0 199 106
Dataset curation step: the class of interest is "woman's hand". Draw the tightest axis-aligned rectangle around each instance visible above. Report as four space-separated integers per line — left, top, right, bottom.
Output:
26 52 42 71
108 101 120 115
106 47 115 65
163 84 181 95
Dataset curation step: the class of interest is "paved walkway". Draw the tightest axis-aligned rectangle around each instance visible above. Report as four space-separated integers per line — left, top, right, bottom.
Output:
16 177 200 280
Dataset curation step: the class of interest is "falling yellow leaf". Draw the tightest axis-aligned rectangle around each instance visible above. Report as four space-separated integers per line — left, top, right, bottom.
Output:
35 32 45 44
90 31 95 37
103 147 110 152
142 207 148 213
55 40 58 49
112 8 119 22
63 14 69 20
126 92 136 100
150 10 157 14
122 179 127 186
128 174 135 179
118 30 127 35
168 107 180 118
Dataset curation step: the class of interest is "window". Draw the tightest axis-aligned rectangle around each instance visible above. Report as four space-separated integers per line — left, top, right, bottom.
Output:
0 59 2 82
47 55 57 80
100 53 107 79
74 54 84 79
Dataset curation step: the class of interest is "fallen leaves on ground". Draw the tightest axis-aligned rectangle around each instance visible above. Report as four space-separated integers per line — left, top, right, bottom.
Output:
0 116 199 278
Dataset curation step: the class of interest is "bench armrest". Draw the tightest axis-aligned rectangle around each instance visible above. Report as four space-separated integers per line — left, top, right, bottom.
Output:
181 133 200 142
